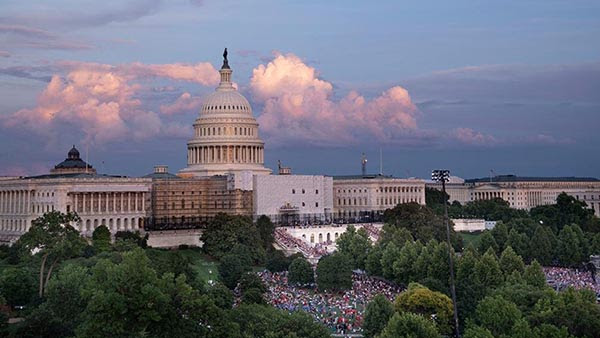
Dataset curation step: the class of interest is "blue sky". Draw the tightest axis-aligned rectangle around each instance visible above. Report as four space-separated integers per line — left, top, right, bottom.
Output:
0 0 599 179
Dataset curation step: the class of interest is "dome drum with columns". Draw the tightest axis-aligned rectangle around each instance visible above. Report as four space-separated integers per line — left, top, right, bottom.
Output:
179 50 271 177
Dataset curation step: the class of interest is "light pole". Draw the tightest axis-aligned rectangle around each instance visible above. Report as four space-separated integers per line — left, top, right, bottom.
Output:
432 169 460 337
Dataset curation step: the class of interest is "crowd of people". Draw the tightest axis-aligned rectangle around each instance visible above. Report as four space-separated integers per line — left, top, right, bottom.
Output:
361 223 381 242
258 270 402 335
543 267 600 294
274 228 330 258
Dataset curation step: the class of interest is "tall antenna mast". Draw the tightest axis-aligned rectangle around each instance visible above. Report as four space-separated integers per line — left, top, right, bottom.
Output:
361 153 367 176
379 148 383 175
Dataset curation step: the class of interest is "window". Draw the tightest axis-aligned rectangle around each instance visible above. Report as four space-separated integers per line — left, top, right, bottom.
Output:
302 189 305 194
316 189 319 194
181 199 185 209
292 189 296 194
315 202 319 207
302 202 305 207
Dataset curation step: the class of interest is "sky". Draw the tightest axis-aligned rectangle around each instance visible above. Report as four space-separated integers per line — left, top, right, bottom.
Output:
0 0 599 179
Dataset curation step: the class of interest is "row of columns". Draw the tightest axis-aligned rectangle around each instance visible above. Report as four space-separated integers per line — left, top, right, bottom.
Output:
188 145 264 165
72 192 145 214
0 190 32 215
473 191 503 200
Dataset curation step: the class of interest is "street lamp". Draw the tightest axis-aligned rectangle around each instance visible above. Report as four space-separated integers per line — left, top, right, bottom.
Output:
431 169 460 337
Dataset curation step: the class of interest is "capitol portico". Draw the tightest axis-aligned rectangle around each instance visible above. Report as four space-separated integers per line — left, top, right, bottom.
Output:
179 49 271 178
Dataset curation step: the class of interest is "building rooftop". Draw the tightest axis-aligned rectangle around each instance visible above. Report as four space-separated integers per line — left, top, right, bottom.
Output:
332 174 395 180
26 173 130 180
465 174 600 183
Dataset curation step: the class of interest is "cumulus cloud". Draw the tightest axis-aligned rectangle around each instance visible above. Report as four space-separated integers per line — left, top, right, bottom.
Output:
1 60 218 145
250 53 422 146
160 92 203 115
451 128 497 146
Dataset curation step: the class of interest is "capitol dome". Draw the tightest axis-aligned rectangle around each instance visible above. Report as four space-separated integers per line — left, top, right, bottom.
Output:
179 49 271 178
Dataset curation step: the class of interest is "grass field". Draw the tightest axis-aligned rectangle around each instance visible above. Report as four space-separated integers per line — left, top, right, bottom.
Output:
460 231 483 249
177 249 220 285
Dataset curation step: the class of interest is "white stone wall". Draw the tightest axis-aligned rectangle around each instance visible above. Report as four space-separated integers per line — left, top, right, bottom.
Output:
333 177 426 219
253 175 333 222
146 229 203 248
0 177 152 244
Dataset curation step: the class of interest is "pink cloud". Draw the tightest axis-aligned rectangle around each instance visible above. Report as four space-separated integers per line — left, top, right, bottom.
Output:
452 128 497 145
1 60 217 145
0 51 10 58
160 92 203 115
250 53 419 146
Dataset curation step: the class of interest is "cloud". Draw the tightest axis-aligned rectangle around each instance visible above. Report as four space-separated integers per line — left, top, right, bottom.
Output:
451 128 497 146
0 0 163 29
250 53 423 147
160 92 203 115
1 60 218 145
0 51 9 58
0 24 93 50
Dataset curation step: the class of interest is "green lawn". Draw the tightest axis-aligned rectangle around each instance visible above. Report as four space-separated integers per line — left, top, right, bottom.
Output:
460 231 483 249
177 249 220 285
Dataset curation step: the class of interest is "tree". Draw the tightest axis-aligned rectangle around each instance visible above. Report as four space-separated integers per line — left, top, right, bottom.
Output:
456 250 484 321
365 243 384 276
530 225 555 265
381 242 400 280
477 231 498 255
557 225 582 266
499 246 525 275
533 287 600 338
472 295 522 337
506 228 530 261
0 266 35 307
363 294 395 338
378 312 440 338
383 202 461 249
288 257 314 285
114 230 148 248
201 213 265 263
16 211 86 297
255 215 275 249
531 193 598 233
219 254 251 289
239 272 266 294
265 250 291 272
42 264 90 335
241 288 265 305
392 240 422 285
336 225 372 270
474 248 503 291
91 225 111 252
316 253 352 291
462 326 494 338
76 248 170 337
208 282 233 310
523 260 547 289
395 283 454 335
231 304 329 338
491 222 509 251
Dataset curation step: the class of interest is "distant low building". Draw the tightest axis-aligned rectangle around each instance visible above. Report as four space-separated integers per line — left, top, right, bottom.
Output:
427 174 600 217
0 146 151 244
452 219 496 232
333 174 426 221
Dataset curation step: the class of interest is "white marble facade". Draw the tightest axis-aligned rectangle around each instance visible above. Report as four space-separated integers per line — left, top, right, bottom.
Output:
0 176 151 244
253 175 333 223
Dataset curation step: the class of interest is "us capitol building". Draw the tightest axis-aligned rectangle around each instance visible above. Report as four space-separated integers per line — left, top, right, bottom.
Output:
1 49 599 246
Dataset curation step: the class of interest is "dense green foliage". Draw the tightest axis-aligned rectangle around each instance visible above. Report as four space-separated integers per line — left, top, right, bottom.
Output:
363 294 395 338
288 256 314 285
315 253 353 291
